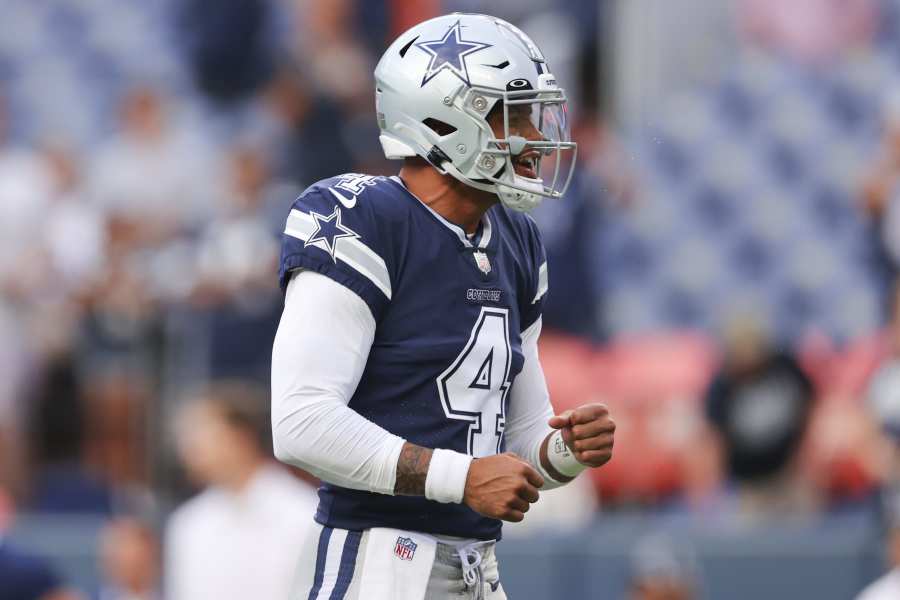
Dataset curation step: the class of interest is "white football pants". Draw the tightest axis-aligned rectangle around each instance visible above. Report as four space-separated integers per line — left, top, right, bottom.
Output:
291 521 508 600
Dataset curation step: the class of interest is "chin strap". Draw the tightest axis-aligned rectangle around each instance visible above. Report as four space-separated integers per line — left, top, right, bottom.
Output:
496 177 544 212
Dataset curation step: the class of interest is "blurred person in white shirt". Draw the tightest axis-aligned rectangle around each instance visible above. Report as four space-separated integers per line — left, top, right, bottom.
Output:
0 90 55 298
87 85 215 251
190 143 290 306
41 144 107 296
5 143 109 311
165 381 317 600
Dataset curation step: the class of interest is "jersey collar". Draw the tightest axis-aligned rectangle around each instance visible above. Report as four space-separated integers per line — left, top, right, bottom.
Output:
390 176 492 250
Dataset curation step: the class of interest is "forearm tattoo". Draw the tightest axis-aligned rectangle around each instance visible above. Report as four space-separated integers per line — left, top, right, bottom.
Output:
394 442 434 495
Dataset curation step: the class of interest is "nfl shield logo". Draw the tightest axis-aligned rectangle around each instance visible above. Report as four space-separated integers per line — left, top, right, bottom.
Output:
394 536 417 561
474 251 491 274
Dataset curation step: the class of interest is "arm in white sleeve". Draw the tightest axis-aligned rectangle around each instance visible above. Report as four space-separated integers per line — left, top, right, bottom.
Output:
503 317 571 490
271 270 405 495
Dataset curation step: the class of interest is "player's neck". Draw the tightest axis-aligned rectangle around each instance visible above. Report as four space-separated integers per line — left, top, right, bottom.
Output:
399 160 496 235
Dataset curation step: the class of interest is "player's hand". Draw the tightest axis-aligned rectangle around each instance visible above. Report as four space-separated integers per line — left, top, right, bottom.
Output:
463 452 544 523
548 403 615 468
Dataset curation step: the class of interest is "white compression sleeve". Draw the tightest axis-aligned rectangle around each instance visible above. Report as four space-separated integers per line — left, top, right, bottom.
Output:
271 270 405 495
503 317 571 489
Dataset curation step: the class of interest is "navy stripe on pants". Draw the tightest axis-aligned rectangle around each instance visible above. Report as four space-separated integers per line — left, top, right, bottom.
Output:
307 526 333 600
329 530 362 600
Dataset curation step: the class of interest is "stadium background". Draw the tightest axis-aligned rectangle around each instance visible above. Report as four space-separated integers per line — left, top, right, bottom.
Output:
3 0 900 598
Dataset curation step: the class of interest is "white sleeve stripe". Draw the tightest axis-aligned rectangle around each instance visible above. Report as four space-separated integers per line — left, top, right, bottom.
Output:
285 209 392 300
532 261 548 304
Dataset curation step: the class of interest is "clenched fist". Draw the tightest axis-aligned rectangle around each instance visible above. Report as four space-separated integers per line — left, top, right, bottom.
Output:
548 403 616 468
463 452 544 522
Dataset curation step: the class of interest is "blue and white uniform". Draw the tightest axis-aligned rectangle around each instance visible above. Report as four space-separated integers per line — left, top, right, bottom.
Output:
271 173 561 599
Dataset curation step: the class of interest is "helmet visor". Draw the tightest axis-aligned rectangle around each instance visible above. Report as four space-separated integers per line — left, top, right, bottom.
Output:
533 98 575 198
493 89 577 199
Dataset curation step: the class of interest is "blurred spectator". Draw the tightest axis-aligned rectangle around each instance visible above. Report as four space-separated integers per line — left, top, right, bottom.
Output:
855 489 900 599
190 143 288 381
0 96 55 299
42 144 107 297
98 518 160 600
0 487 82 600
0 304 29 498
861 89 900 290
705 317 815 518
88 85 214 252
165 381 317 600
866 281 900 459
299 0 373 111
626 534 698 600
191 143 285 305
25 354 114 515
262 64 355 185
178 0 275 103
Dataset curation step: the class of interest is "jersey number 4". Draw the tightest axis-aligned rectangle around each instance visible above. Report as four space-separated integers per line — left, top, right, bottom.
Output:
437 307 512 457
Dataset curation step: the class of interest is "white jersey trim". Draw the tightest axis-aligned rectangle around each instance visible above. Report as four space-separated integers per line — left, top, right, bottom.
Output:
285 209 392 300
532 261 548 304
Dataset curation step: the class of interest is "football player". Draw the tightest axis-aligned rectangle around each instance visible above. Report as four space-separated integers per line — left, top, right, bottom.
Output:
271 13 616 600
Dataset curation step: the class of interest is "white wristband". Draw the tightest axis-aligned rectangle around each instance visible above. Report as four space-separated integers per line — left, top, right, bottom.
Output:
425 449 473 504
546 430 587 479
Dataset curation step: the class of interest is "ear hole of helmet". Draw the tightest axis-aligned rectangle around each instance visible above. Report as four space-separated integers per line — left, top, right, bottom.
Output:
422 118 458 137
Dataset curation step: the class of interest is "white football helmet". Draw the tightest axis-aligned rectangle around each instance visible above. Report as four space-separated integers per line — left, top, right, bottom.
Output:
374 13 577 212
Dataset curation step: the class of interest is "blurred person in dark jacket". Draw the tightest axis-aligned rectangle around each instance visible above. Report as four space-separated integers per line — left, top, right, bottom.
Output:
178 0 275 102
263 64 356 186
26 354 114 515
0 487 83 600
705 316 815 518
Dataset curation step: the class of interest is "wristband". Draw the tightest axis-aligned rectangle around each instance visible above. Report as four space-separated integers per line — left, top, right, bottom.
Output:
546 429 588 479
425 449 473 504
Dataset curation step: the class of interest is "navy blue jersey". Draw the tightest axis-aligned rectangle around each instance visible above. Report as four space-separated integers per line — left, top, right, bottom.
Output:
278 173 548 540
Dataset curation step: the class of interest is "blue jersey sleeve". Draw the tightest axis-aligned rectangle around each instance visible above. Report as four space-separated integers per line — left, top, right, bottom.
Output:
520 216 548 332
279 180 393 319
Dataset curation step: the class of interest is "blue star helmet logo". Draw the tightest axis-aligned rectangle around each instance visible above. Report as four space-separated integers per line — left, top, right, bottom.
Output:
304 206 359 262
415 20 492 88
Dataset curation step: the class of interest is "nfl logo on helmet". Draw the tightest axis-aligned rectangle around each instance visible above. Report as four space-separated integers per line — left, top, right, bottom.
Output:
394 536 418 561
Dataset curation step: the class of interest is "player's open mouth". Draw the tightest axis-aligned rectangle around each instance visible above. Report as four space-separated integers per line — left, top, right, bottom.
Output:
513 151 539 179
